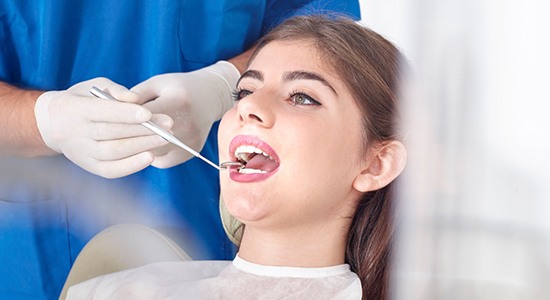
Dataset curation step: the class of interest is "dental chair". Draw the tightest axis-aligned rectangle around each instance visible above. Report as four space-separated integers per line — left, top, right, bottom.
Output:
58 224 191 299
59 197 243 299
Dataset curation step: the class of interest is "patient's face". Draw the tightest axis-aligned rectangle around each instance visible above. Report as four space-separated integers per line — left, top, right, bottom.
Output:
218 40 366 229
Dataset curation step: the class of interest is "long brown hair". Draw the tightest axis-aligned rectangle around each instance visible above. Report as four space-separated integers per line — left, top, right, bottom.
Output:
251 15 404 299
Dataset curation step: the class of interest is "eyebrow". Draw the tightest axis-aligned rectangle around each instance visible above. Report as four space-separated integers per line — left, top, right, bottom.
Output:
237 70 263 86
237 69 337 95
283 71 337 95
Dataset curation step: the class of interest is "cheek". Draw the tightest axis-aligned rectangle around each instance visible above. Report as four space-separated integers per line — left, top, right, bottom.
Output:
282 120 361 188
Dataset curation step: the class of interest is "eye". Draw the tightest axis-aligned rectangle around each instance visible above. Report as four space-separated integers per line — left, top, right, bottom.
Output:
232 88 252 101
289 91 321 106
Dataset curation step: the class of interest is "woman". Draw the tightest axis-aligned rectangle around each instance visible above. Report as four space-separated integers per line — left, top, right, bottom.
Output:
68 15 406 299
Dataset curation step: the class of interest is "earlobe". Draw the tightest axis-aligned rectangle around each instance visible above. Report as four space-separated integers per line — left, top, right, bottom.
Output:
353 141 407 192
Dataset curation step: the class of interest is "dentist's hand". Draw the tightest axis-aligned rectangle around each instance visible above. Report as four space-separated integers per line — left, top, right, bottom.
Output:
34 78 172 178
131 61 240 168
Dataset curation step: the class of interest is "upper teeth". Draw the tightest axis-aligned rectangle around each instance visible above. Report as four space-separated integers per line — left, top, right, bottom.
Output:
234 145 273 163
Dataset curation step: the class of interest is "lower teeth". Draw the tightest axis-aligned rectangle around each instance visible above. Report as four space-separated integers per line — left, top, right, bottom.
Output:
238 168 266 174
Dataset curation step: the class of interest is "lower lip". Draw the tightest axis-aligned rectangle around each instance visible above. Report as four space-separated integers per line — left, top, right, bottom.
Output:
229 168 279 182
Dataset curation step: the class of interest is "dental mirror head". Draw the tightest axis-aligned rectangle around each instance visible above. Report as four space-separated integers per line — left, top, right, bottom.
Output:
219 162 245 170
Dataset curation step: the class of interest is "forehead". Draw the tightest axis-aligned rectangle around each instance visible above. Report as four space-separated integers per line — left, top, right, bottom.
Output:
249 41 332 76
247 41 353 97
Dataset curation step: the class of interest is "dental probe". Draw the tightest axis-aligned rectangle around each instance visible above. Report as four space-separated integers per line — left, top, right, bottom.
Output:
90 86 243 171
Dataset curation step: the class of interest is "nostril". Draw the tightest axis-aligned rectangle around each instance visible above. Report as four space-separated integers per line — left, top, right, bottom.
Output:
248 113 262 123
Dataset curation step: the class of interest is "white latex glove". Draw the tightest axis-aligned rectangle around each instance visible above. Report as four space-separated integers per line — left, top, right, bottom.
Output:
131 61 240 168
34 78 172 178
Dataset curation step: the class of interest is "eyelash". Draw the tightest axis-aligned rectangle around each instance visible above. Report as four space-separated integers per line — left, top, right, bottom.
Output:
232 88 322 106
288 90 321 106
232 88 251 101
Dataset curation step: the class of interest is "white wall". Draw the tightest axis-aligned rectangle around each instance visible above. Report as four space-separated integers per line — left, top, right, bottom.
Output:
358 1 550 299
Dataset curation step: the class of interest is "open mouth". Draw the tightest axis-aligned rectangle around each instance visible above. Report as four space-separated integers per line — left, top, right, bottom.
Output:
228 135 280 176
234 145 280 174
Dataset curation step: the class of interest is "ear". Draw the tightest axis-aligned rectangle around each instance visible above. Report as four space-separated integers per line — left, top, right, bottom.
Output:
352 140 407 193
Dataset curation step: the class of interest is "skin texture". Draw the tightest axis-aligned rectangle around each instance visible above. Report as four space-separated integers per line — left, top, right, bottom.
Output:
218 41 374 268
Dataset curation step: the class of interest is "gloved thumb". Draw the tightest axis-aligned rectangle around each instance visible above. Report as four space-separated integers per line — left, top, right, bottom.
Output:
131 75 167 105
105 85 147 105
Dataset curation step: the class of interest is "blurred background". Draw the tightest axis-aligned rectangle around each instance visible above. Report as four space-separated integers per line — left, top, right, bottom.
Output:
359 0 550 299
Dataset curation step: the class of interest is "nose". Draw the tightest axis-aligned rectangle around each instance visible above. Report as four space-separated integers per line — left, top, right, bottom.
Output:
237 91 275 128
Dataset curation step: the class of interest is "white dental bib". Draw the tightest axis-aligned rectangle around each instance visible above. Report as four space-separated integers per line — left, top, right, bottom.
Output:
67 254 362 299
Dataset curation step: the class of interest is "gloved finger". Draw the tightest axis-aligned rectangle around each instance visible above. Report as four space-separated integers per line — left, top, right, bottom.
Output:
73 96 152 124
90 135 170 161
69 77 129 97
149 143 171 158
149 113 174 130
88 123 159 141
141 95 183 115
91 152 156 179
74 77 143 105
130 76 165 105
149 126 209 169
103 85 143 105
61 139 155 179
88 114 173 141
151 150 194 169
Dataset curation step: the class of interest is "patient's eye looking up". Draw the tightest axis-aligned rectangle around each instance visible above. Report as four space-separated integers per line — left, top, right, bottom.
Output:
232 88 252 101
231 88 321 107
288 91 321 106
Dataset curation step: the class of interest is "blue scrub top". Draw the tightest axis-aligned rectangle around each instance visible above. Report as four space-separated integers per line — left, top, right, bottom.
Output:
0 1 360 299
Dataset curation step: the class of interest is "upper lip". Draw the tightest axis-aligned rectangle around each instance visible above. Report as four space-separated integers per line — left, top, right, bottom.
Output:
228 135 280 165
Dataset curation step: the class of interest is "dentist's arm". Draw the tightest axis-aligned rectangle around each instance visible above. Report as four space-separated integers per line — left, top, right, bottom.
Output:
0 81 51 157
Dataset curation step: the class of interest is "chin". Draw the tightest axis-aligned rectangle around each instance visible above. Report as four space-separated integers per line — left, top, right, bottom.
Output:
223 192 270 224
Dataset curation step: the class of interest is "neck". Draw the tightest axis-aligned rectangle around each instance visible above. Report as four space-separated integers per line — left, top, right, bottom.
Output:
237 218 351 268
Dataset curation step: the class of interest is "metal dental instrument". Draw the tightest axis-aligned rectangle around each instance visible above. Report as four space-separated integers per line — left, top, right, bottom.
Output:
219 161 245 169
90 86 243 171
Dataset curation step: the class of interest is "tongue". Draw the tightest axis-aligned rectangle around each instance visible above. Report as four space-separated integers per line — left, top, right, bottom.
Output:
245 154 279 172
